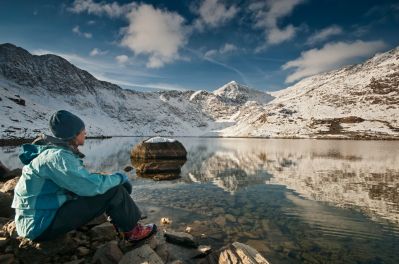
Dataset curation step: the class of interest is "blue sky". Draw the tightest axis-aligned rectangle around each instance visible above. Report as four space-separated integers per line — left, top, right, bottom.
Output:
1 0 399 92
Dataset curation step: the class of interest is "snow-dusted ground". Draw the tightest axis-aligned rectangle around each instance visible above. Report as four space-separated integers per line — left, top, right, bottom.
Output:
0 43 398 139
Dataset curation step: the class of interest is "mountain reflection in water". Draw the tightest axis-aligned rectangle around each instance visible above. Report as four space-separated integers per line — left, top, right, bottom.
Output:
1 137 398 263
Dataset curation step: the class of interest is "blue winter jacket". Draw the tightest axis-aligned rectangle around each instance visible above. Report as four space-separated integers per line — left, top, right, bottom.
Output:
12 135 127 240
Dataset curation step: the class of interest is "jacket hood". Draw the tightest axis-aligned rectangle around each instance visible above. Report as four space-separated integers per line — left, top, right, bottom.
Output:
19 134 84 165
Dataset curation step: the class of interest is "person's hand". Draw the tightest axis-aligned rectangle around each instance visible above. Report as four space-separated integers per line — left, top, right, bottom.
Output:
116 172 132 194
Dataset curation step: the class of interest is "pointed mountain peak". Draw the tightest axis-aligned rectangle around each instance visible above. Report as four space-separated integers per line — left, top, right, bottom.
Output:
213 80 274 104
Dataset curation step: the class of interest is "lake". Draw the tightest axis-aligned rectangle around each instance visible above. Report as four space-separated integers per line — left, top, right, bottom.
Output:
1 137 398 263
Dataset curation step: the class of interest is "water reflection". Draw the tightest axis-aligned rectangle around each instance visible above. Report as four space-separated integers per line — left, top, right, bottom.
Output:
181 139 399 224
131 159 186 180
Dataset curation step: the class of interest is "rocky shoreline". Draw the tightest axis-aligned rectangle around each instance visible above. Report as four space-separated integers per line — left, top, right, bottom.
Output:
0 164 271 264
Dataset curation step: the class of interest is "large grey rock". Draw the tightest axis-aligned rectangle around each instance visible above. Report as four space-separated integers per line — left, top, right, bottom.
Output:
89 222 116 241
164 230 198 248
131 140 187 160
93 241 124 264
119 244 164 264
201 242 270 264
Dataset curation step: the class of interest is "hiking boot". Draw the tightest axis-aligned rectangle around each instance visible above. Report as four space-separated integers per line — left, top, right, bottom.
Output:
124 223 157 242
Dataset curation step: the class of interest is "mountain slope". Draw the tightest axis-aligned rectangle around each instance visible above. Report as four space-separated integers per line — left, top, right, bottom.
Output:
0 43 273 139
221 47 399 139
0 43 398 139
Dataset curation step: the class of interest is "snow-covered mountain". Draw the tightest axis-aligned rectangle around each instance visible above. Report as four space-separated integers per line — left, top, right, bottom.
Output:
0 43 398 139
222 47 399 139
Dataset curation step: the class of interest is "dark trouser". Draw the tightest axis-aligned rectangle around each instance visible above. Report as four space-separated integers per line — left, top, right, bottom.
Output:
35 185 141 242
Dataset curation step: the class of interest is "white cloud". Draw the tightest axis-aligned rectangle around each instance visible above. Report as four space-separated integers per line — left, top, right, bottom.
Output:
194 0 238 30
69 1 189 68
90 48 108 56
115 55 129 65
307 25 343 45
72 25 92 39
282 40 386 83
220 43 237 53
250 0 305 45
121 4 189 68
205 43 238 58
69 0 135 18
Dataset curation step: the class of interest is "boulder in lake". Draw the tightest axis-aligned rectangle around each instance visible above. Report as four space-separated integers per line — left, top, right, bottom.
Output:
131 137 187 160
131 137 187 180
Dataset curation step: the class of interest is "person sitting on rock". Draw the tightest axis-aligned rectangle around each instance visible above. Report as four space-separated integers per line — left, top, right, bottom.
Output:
12 110 157 242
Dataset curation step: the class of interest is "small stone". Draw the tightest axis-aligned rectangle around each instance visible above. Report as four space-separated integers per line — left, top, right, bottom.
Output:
119 244 163 264
77 246 90 256
164 230 198 248
225 214 236 223
185 226 192 233
214 216 226 227
123 166 133 172
198 245 211 254
160 217 171 225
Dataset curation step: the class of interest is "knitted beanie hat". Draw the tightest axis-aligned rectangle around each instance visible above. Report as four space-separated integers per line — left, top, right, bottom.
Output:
49 110 85 140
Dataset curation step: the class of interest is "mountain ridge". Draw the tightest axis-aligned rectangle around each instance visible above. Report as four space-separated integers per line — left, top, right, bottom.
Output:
0 43 398 140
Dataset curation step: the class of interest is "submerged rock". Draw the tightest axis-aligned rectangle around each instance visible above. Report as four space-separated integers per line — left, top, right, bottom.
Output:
164 230 198 248
201 242 270 264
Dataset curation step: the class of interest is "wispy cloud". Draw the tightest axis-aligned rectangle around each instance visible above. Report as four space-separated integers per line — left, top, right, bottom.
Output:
115 54 129 65
90 48 108 56
69 0 135 18
193 0 238 30
282 40 386 83
72 25 92 39
306 25 343 45
187 48 250 86
205 43 237 58
249 0 305 47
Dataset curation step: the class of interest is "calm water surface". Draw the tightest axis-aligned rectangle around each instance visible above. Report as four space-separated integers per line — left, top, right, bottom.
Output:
1 138 398 263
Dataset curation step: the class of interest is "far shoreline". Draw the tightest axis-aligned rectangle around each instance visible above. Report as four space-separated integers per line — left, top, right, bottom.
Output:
1 134 399 147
